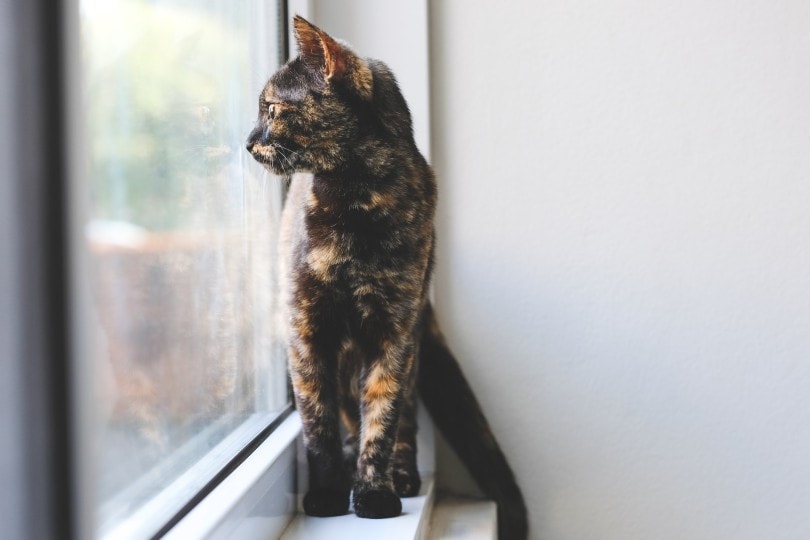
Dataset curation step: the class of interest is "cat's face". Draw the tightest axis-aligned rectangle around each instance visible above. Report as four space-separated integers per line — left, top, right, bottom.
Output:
246 58 355 174
246 17 374 175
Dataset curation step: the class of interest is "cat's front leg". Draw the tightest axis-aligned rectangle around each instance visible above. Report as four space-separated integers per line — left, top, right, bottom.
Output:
352 340 414 519
289 341 350 517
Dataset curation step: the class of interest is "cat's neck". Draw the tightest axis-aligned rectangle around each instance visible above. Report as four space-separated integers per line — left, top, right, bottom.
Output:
309 166 380 202
309 136 414 197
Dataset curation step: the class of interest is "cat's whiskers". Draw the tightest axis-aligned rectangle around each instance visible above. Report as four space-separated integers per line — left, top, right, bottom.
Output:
273 144 296 173
274 143 304 159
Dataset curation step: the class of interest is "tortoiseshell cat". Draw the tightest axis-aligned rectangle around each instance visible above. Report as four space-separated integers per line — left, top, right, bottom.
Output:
247 16 527 539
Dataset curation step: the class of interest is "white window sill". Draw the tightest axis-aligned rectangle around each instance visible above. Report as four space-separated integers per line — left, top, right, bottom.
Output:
427 497 497 540
166 411 438 539
281 483 499 540
281 476 436 540
164 410 497 539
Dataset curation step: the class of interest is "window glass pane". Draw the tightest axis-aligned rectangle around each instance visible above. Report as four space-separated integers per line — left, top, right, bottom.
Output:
78 0 286 536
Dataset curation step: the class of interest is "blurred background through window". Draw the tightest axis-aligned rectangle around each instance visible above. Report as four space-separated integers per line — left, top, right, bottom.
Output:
78 0 287 535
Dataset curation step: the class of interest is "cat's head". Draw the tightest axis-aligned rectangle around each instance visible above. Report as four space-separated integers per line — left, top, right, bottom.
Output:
246 16 412 175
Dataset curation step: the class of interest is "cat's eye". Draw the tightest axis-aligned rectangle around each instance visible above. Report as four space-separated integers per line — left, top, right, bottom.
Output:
268 103 276 119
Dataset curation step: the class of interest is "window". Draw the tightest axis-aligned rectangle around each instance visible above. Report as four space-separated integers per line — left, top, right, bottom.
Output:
77 0 289 536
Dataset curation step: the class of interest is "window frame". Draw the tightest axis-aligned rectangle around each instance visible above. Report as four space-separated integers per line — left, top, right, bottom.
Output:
0 0 75 538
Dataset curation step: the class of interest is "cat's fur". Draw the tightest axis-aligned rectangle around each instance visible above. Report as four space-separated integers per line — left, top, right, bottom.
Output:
246 16 527 538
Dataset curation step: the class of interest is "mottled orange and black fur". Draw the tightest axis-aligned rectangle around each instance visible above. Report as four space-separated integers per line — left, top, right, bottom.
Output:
246 16 527 538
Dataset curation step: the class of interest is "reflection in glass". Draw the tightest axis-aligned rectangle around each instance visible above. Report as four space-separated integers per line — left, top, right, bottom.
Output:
79 0 285 535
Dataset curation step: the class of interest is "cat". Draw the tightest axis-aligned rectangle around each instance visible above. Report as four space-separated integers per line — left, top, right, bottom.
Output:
246 16 528 539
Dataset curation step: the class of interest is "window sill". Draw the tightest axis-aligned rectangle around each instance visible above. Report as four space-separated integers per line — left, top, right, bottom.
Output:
427 496 497 540
163 409 497 539
164 409 439 539
280 476 436 540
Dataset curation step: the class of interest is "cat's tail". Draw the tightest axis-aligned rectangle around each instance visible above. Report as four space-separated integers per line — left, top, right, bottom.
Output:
417 303 528 540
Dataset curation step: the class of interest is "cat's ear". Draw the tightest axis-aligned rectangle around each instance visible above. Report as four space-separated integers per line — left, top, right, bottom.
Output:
292 15 373 100
292 16 329 72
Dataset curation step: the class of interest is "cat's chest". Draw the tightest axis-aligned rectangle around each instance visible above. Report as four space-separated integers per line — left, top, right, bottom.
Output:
300 211 391 284
280 175 401 284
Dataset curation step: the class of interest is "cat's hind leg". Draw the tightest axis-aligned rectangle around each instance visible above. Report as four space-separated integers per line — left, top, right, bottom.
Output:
391 367 421 497
338 339 361 479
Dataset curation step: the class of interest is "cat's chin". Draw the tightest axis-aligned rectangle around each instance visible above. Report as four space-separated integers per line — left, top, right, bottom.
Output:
264 162 289 176
251 152 289 176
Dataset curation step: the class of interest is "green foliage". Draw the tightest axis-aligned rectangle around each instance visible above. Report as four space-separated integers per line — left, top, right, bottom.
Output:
83 0 246 230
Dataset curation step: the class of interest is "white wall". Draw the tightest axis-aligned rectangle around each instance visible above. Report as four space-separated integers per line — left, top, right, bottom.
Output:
310 0 430 158
430 1 810 539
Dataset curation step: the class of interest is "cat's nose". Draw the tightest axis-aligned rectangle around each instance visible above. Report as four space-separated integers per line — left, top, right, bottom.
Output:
246 126 263 152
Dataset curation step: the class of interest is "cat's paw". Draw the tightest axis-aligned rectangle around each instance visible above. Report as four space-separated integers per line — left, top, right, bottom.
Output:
352 488 402 519
393 465 421 497
303 488 350 517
